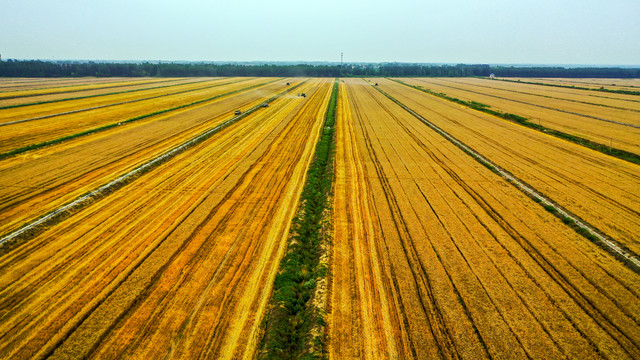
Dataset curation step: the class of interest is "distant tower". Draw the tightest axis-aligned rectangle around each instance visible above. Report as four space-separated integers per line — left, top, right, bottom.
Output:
341 52 343 66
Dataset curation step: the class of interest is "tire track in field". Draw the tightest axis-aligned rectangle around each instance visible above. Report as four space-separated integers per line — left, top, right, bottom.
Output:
0 78 248 126
367 85 533 357
411 78 640 129
329 85 411 359
0 82 306 248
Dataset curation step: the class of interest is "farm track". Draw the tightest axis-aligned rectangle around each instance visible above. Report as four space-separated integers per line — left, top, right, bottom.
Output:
374 78 640 255
0 78 332 359
0 79 294 238
328 78 640 359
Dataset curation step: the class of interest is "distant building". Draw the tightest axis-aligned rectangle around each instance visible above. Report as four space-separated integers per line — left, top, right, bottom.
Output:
489 73 496 79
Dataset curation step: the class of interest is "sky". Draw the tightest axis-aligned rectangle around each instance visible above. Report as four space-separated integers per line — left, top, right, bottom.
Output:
1 0 639 65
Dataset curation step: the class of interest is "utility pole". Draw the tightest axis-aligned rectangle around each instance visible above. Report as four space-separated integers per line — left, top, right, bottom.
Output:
610 138 612 154
341 52 343 67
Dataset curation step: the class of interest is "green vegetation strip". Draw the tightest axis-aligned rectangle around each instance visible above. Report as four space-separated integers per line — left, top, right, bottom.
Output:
0 81 306 250
0 78 225 110
374 85 640 274
493 78 640 96
390 78 640 165
259 81 338 360
0 78 282 160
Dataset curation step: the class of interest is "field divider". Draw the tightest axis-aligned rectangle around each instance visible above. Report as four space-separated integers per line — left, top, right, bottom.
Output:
389 78 640 165
259 80 338 359
0 78 282 160
373 85 640 273
0 81 306 248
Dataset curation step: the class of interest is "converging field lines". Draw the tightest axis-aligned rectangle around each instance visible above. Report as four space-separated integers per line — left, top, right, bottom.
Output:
1 77 639 360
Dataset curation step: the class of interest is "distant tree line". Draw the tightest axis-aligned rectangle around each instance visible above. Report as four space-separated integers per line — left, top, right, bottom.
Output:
0 60 638 78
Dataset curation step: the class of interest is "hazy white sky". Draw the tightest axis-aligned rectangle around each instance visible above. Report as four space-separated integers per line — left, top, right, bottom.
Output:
1 0 639 64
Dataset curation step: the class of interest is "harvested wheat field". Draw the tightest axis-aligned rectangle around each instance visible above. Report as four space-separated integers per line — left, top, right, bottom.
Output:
396 77 640 155
1 76 639 360
505 77 640 93
374 78 640 255
329 78 640 359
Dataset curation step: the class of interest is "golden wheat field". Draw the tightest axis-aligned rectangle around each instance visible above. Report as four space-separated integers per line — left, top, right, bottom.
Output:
0 77 639 359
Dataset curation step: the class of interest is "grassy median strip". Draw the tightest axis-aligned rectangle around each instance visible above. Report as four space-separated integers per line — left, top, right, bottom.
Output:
0 78 281 160
259 81 338 360
390 78 640 165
